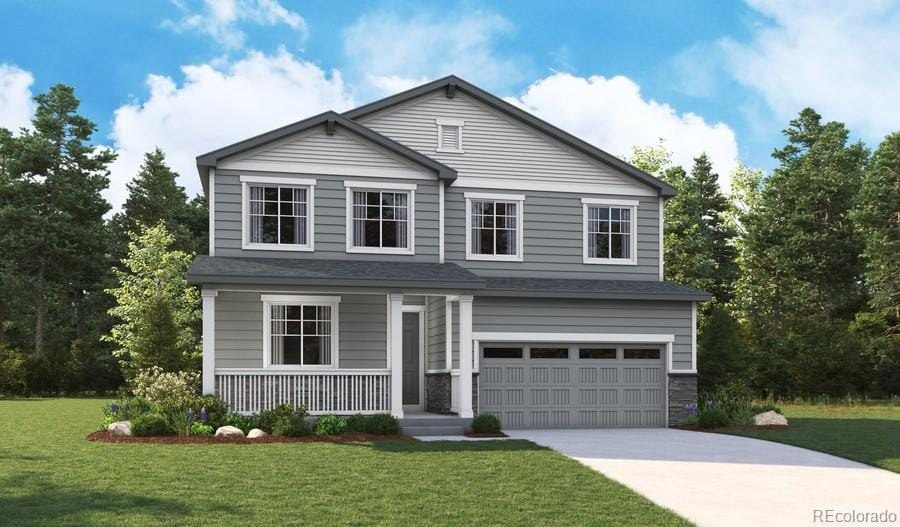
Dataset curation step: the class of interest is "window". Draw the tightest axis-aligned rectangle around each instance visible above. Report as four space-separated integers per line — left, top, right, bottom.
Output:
465 193 524 261
583 198 637 264
241 176 315 251
483 347 523 359
345 182 415 254
530 347 569 359
623 348 661 360
263 295 339 368
579 348 617 359
435 118 464 153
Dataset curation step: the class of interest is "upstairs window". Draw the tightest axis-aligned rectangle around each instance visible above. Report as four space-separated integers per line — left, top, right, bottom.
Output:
345 182 415 254
583 198 637 265
465 192 524 261
435 118 464 153
241 176 315 251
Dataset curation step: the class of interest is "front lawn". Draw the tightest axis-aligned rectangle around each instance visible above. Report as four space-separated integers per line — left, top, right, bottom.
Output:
724 403 900 473
0 399 690 526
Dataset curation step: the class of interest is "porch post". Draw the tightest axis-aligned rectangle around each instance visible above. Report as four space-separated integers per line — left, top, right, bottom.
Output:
458 295 474 418
389 293 404 418
201 289 218 395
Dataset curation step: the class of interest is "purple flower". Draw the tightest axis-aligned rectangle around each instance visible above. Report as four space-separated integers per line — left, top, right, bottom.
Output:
706 400 714 408
684 403 698 416
110 402 119 414
187 408 195 422
199 407 207 423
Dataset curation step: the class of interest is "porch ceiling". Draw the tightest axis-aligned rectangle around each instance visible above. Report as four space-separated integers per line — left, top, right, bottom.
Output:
188 255 485 290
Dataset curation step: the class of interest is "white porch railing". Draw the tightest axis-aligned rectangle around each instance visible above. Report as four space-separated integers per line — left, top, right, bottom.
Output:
215 370 391 415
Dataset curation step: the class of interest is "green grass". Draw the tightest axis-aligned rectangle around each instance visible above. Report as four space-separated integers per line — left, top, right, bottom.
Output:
725 403 900 473
0 399 690 526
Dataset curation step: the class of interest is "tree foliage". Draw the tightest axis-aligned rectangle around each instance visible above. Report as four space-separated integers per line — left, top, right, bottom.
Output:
105 224 201 378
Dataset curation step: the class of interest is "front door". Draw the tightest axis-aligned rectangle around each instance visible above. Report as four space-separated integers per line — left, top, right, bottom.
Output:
402 311 422 409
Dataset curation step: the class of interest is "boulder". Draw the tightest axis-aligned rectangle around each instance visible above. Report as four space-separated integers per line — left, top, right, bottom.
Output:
753 410 788 426
247 428 267 439
215 425 245 438
108 420 132 436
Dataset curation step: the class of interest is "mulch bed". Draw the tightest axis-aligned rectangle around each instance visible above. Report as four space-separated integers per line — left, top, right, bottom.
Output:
464 432 509 438
87 431 413 444
672 424 790 432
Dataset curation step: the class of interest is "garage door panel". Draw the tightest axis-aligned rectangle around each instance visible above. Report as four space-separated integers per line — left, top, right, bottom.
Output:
480 343 665 429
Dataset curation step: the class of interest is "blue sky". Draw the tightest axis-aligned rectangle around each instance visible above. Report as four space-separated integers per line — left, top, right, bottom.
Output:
1 0 898 207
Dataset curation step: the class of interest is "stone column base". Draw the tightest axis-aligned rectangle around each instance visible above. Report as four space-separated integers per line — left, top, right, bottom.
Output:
668 373 698 426
425 372 452 414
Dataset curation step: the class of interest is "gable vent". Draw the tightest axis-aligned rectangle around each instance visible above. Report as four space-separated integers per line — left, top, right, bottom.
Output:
435 118 464 153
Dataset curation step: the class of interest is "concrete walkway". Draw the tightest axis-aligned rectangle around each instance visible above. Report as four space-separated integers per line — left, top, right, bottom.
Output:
507 428 900 527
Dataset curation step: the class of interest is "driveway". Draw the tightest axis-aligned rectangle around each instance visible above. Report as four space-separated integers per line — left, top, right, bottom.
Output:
507 428 900 527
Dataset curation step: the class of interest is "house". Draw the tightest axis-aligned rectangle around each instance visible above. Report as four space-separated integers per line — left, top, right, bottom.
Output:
188 75 709 433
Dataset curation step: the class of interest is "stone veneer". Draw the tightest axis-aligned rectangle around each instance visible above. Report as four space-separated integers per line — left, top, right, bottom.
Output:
667 373 698 425
424 372 479 415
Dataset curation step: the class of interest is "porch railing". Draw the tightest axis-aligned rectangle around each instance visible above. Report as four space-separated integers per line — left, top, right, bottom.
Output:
214 370 391 415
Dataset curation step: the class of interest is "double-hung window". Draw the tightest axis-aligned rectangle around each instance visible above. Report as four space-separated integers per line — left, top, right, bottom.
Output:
262 295 339 368
345 181 415 254
241 175 315 251
582 198 637 264
465 192 524 261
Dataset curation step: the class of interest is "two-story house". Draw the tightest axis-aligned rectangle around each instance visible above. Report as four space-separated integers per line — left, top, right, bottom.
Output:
188 75 709 432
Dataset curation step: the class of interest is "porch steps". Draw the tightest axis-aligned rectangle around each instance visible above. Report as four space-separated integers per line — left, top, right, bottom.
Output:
399 415 472 436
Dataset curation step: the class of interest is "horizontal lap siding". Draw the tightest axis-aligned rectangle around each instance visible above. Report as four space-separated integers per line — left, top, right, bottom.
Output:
214 291 387 369
214 170 440 261
473 298 693 370
446 188 660 280
426 296 445 369
358 92 652 195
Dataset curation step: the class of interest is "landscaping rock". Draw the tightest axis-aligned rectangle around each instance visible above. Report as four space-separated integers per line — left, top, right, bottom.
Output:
247 428 267 439
753 410 788 426
214 425 245 438
108 420 132 436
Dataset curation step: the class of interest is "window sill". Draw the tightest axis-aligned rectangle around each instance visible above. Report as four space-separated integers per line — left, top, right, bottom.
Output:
346 246 415 256
583 258 637 266
466 253 523 262
436 148 464 154
243 243 314 252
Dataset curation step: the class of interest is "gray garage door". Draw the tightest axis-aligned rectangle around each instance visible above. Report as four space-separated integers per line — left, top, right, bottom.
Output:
479 343 666 429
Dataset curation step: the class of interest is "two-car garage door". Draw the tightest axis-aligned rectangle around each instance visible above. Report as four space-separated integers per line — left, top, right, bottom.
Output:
479 343 666 429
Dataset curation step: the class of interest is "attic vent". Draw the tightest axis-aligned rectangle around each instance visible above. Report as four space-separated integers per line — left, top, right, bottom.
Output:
435 118 464 153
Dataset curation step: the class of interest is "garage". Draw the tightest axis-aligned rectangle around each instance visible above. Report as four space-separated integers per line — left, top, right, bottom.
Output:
478 343 666 429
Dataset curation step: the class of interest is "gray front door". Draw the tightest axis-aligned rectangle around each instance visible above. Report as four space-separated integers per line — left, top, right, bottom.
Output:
402 312 420 406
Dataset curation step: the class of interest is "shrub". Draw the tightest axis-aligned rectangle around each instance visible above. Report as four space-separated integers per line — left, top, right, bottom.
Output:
220 413 254 434
697 407 730 428
131 366 199 409
471 414 502 434
345 413 400 435
0 344 27 397
188 395 229 428
258 404 309 436
314 414 347 436
101 395 153 430
132 413 175 436
190 422 214 436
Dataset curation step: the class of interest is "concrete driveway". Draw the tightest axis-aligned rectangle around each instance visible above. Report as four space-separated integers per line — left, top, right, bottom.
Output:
507 428 900 527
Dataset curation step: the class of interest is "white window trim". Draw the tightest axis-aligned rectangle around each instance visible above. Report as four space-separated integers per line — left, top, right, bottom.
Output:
240 175 316 252
345 183 416 255
435 118 464 154
581 197 638 265
464 192 525 262
261 295 341 370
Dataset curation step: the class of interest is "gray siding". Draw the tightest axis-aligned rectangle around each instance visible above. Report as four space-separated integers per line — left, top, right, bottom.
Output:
214 291 387 369
473 297 693 370
357 91 654 196
214 170 440 261
426 296 445 369
446 187 660 280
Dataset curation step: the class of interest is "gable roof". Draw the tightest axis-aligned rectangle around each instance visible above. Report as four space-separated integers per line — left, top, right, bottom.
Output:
195 111 457 187
344 75 676 198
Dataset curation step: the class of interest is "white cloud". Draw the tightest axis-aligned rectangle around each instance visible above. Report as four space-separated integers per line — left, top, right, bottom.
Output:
108 49 353 209
0 64 35 132
342 10 528 96
720 0 900 140
507 73 740 190
163 0 307 50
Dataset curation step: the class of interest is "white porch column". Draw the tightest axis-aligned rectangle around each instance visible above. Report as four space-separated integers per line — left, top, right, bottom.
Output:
389 293 404 418
458 295 474 418
445 297 453 370
201 289 218 395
